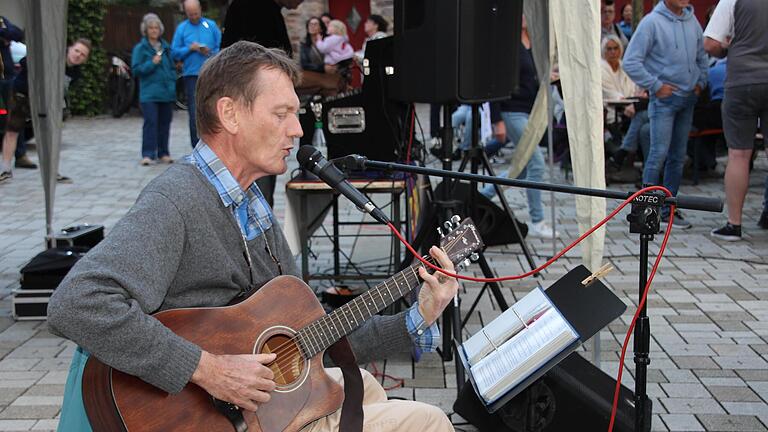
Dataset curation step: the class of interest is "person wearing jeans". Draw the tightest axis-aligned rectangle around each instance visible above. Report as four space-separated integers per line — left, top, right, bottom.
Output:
171 0 221 148
643 93 698 195
479 16 559 239
623 0 708 229
479 112 553 237
133 14 176 165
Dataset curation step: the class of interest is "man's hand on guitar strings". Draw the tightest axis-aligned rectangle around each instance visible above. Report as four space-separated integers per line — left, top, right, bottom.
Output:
190 351 278 412
417 246 460 326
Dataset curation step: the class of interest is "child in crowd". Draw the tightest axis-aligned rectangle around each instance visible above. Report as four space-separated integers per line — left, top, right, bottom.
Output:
315 19 354 84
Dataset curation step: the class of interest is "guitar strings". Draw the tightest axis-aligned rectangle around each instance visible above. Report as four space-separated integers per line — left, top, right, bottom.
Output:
263 235 465 375
265 256 439 371
265 254 449 376
264 250 457 375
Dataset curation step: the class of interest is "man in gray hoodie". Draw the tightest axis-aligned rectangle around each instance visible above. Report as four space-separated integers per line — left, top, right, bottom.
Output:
624 0 708 229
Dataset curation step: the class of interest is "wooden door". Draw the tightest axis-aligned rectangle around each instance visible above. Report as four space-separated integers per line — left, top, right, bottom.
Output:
328 0 370 51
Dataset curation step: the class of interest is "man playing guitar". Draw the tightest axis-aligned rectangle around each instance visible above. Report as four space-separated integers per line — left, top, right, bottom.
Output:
47 41 458 431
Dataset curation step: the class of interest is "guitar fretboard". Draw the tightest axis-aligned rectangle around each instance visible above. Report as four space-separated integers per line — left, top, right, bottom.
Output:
296 260 430 358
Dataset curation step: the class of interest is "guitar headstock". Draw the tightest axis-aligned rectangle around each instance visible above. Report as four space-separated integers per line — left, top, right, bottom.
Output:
438 216 484 267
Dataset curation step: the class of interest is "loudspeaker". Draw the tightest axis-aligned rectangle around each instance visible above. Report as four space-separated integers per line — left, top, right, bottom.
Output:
435 181 527 246
453 353 639 432
390 0 522 103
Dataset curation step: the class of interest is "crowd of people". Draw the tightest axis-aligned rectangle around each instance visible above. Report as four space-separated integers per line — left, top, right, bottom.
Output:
600 0 767 240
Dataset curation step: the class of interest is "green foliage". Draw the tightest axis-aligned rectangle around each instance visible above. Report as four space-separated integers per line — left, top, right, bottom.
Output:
67 0 107 116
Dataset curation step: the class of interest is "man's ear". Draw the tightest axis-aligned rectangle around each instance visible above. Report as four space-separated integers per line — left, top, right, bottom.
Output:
216 97 239 134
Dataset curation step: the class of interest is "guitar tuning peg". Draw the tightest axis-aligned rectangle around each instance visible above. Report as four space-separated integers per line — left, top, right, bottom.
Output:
463 258 471 267
470 253 479 262
456 263 465 272
443 221 453 231
437 227 444 238
451 215 461 227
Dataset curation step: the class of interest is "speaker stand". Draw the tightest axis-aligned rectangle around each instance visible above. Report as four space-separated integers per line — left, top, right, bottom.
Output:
450 104 539 322
456 104 537 271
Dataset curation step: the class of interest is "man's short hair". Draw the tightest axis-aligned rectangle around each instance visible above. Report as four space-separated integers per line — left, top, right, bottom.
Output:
71 38 92 52
195 41 301 136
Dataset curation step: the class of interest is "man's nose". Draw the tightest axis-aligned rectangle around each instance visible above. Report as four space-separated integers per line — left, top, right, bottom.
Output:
289 115 304 138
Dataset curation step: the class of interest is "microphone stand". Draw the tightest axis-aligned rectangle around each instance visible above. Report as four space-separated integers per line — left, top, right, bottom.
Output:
343 155 722 432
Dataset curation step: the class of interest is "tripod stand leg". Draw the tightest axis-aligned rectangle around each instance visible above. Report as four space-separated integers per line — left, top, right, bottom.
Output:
450 296 464 389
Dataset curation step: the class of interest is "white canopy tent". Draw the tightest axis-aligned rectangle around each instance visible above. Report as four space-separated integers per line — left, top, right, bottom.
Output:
505 0 606 272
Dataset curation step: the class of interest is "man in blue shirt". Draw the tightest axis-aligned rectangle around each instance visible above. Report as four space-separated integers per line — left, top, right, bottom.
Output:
623 0 708 229
171 0 221 148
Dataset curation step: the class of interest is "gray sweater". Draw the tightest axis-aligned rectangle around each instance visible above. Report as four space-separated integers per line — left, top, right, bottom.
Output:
47 162 414 394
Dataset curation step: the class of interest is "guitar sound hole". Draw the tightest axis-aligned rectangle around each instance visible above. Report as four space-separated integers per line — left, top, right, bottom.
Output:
260 334 304 386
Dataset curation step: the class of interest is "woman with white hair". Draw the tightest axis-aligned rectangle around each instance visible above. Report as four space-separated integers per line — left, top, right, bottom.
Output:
601 34 650 174
601 35 638 122
132 13 176 166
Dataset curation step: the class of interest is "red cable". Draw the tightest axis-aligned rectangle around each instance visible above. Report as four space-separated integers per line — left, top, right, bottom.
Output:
387 186 672 283
368 361 405 390
606 209 673 432
386 185 674 431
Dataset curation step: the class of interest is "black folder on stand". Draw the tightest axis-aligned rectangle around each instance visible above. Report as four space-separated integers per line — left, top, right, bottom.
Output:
456 264 627 414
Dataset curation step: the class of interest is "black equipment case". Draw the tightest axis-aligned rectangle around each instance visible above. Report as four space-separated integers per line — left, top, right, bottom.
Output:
12 224 104 320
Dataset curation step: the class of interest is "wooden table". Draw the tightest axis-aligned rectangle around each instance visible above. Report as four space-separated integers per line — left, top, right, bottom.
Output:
286 176 407 282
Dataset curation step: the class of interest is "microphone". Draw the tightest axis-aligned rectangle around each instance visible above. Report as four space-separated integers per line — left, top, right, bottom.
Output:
297 146 390 224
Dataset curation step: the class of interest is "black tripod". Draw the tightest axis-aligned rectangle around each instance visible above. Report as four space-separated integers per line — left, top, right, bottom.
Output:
400 103 536 390
452 103 539 323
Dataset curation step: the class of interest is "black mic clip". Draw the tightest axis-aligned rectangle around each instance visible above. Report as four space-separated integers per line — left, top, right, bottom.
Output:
330 154 368 173
628 185 664 235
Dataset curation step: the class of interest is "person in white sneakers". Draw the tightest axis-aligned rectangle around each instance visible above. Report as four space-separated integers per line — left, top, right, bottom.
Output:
479 16 559 239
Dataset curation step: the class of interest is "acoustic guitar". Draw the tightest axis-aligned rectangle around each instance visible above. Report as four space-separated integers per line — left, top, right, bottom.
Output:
81 217 483 431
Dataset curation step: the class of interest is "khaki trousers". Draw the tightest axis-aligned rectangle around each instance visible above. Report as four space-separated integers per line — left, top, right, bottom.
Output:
302 368 454 432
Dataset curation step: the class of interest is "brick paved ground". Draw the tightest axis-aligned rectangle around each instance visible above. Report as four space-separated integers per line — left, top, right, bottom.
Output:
1 108 768 431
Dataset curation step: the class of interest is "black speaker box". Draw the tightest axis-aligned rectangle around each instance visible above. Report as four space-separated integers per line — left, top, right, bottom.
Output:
390 0 523 103
435 181 527 246
453 353 639 432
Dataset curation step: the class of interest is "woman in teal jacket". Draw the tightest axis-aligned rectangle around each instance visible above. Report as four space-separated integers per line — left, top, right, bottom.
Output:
132 13 176 165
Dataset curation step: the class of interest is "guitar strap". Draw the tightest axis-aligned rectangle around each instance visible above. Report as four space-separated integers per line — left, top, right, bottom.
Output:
327 336 365 432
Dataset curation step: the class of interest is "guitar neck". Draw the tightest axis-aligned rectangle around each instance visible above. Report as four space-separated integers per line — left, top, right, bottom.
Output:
297 261 428 358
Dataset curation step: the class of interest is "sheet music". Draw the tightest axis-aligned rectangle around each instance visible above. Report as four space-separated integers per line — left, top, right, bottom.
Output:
461 288 579 404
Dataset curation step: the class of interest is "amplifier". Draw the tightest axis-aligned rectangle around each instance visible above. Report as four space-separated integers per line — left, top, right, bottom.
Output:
453 352 638 432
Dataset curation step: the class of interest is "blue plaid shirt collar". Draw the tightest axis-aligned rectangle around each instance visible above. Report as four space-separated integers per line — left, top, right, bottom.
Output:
189 141 273 240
